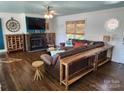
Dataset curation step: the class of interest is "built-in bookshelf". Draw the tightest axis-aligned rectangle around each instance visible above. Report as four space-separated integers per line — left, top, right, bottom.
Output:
6 34 24 52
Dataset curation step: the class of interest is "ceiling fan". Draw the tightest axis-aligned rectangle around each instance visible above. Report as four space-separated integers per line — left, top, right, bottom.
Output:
44 6 58 19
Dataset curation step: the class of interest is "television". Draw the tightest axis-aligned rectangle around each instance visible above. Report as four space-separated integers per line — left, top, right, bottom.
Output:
26 17 46 31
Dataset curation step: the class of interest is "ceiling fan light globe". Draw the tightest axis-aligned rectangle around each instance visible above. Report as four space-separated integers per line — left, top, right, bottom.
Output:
44 14 48 18
49 14 53 18
44 14 49 19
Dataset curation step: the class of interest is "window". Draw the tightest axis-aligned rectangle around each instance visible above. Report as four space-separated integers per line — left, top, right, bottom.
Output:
66 20 85 40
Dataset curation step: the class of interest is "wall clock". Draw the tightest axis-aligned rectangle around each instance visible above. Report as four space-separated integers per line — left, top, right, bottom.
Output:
6 17 20 32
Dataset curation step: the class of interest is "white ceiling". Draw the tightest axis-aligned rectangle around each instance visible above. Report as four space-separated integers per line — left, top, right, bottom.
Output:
0 1 124 16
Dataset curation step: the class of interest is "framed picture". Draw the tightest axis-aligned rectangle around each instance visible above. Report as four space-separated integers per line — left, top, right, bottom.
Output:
103 35 111 42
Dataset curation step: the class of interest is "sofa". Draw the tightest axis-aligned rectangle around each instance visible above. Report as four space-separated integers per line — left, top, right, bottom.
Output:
40 40 108 81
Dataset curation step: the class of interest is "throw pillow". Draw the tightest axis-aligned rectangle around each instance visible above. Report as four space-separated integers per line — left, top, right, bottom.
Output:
40 54 52 65
73 42 82 48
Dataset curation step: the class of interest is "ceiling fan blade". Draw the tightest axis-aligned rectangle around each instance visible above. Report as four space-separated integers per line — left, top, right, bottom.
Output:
49 10 59 15
53 12 60 15
50 10 55 13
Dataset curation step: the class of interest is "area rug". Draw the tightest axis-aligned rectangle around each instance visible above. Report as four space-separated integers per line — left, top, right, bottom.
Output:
0 58 22 64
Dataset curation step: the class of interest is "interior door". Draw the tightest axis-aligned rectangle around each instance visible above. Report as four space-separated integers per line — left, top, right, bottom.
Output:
0 19 4 49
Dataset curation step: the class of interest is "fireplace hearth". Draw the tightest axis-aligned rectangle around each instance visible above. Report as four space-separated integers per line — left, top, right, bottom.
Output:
25 33 48 51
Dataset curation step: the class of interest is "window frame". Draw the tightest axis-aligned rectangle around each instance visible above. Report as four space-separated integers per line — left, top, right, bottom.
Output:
66 20 85 40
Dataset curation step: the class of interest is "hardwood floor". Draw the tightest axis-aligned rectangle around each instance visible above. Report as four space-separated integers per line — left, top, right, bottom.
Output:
0 51 124 91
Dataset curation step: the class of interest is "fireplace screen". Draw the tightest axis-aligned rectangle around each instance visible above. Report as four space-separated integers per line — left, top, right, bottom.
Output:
29 34 48 51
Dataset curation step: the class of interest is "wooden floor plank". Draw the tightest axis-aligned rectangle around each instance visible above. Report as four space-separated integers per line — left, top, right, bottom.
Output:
0 51 124 91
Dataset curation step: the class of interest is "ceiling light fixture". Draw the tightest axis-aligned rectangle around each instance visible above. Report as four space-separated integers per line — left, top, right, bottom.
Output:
44 6 54 19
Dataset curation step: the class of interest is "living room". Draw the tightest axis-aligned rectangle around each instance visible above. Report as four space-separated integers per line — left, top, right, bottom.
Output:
0 0 124 91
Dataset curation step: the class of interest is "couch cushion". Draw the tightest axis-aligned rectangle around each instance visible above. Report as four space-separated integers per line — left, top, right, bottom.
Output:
52 54 59 65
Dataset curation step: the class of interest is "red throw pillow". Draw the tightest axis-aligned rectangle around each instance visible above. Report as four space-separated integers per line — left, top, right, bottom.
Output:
73 42 82 48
